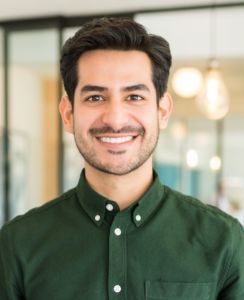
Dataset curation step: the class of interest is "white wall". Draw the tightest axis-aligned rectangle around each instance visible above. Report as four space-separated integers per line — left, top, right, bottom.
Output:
0 0 231 21
136 7 244 59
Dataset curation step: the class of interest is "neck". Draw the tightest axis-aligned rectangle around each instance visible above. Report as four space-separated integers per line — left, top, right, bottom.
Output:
84 160 153 210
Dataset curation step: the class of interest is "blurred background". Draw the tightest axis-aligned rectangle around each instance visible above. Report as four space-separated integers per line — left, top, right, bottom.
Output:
0 0 244 226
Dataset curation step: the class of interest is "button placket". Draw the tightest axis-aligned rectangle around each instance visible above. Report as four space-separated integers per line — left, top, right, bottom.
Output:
108 214 127 299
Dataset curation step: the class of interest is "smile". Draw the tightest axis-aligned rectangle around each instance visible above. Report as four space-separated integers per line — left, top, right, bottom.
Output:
97 136 134 144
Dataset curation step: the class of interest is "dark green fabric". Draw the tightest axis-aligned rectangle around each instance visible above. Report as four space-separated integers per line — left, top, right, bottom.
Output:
0 170 244 300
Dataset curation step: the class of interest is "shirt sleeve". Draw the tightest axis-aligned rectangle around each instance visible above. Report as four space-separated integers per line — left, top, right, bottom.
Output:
218 221 244 300
0 225 23 300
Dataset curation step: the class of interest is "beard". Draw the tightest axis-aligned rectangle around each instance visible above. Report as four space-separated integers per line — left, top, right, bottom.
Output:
74 125 159 176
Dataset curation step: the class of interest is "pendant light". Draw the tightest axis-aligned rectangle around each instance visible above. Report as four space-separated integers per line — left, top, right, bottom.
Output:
172 67 203 98
196 4 230 120
196 59 230 120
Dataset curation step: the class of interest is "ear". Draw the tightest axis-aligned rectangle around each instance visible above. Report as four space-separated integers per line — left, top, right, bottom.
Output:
59 95 74 133
158 92 173 129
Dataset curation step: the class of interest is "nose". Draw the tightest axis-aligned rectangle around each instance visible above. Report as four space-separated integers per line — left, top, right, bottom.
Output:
101 100 129 131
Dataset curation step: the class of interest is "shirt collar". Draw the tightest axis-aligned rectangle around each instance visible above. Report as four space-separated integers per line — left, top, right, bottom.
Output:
131 171 165 227
75 169 165 228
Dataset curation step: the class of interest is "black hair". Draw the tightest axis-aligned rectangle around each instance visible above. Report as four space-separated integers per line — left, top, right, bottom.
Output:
60 17 172 105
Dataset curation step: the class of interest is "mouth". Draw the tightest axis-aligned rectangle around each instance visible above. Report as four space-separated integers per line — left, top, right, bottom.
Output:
97 136 135 144
91 126 144 148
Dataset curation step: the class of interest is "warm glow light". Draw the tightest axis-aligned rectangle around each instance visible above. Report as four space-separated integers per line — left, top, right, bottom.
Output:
196 60 229 120
186 149 199 168
209 155 222 171
172 67 203 98
171 121 187 141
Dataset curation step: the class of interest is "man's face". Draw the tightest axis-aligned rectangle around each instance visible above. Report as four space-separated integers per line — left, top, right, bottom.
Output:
60 49 172 176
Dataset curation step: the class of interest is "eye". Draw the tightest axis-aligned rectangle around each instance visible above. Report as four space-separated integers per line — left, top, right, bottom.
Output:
127 94 144 101
86 95 104 102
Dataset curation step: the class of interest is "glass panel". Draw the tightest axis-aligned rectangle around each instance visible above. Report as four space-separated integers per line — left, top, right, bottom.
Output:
223 118 244 226
154 119 216 201
62 27 84 192
136 8 244 223
0 28 4 226
8 29 59 219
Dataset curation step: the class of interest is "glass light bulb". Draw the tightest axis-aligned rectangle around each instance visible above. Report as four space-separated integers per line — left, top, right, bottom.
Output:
209 155 222 171
171 121 187 141
186 149 199 168
196 61 229 120
172 67 203 98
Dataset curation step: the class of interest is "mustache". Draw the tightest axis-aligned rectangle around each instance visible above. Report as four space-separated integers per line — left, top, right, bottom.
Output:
90 126 145 136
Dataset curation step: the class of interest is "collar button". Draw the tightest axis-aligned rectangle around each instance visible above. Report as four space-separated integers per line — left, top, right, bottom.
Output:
95 214 101 221
135 214 142 222
106 203 114 211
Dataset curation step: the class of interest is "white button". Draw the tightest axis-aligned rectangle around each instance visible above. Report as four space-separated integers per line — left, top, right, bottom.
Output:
106 204 114 211
135 214 141 222
114 228 121 236
95 214 101 221
113 284 122 293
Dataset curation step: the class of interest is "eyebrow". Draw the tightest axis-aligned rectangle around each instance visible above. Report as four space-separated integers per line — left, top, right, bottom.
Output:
121 84 150 93
80 85 108 93
80 84 150 94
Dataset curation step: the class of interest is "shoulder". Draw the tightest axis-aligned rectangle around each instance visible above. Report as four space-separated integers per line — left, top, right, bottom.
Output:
163 185 243 238
0 188 77 235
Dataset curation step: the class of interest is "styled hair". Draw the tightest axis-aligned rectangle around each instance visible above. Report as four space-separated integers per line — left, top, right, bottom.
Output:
60 17 172 105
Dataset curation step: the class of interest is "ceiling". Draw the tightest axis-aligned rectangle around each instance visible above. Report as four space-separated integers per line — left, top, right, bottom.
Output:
0 0 240 21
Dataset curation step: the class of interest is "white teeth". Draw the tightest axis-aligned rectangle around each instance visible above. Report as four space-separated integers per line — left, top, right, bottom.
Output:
99 136 133 144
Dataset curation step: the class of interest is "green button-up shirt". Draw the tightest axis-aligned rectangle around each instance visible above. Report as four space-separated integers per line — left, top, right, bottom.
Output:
0 170 244 300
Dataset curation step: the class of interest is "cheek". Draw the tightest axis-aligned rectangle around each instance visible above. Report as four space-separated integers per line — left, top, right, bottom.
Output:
140 108 159 128
73 109 101 133
73 111 87 133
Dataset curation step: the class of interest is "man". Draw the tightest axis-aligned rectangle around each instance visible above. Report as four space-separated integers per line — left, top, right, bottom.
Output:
0 17 243 300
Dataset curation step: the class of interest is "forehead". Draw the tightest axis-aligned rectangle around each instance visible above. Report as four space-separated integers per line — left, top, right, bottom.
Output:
76 49 153 85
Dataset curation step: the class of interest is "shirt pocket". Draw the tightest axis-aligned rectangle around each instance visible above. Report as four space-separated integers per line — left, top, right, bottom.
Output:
145 280 212 300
